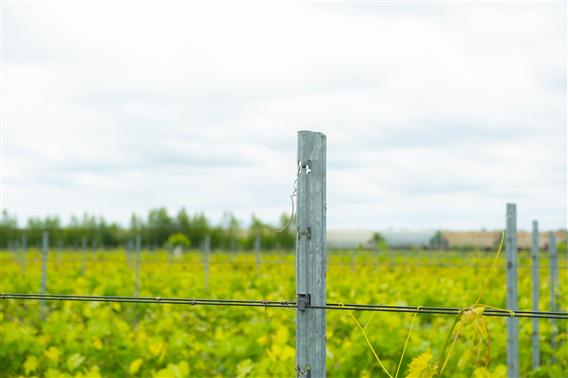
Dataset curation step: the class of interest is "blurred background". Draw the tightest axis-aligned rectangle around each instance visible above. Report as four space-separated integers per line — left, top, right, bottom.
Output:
2 1 566 233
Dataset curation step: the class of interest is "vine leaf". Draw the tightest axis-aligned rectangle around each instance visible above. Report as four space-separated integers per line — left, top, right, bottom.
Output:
405 352 438 378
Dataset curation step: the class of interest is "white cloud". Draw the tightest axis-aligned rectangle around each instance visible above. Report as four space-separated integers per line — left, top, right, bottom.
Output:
1 1 566 231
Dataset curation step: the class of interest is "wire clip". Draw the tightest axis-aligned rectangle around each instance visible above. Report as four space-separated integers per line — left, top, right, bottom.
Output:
298 160 312 175
298 227 311 240
297 293 311 312
296 365 311 377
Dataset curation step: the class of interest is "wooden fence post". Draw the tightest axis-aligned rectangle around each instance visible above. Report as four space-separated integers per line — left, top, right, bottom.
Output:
296 130 326 377
505 203 518 378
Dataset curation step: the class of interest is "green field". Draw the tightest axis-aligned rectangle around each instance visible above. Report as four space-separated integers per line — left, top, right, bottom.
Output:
1 249 566 377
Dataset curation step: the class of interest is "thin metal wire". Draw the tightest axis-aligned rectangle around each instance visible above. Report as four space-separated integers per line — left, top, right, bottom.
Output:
277 178 297 233
3 293 567 319
9 258 566 272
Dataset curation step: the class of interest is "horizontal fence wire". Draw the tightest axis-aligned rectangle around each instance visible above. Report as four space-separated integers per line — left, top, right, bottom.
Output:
4 258 566 271
3 293 567 319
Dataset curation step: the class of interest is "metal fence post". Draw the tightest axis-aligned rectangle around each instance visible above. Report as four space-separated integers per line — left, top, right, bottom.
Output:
81 237 87 274
21 236 27 273
135 234 141 296
134 234 141 328
505 203 518 378
13 239 19 262
296 130 326 377
56 240 62 268
204 235 211 291
40 230 48 320
549 231 559 361
255 233 261 271
230 239 237 263
531 220 540 369
351 249 356 272
373 243 378 272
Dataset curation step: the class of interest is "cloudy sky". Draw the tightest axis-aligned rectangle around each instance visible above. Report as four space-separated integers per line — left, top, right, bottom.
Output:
1 1 566 231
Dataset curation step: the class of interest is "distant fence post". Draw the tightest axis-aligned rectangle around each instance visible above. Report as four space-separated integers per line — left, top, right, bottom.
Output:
255 233 261 271
505 203 518 378
81 237 87 274
204 235 211 291
549 231 559 361
531 220 540 369
126 239 133 268
21 236 27 273
40 230 48 320
351 249 356 272
134 234 141 328
56 240 62 268
13 239 20 261
296 130 326 377
373 244 378 272
135 234 141 297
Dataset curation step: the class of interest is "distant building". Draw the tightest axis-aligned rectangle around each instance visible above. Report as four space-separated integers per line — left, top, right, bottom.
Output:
326 230 439 250
326 229 567 251
326 230 375 249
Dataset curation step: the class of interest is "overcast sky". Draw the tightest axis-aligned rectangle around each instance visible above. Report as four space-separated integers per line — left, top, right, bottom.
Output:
1 1 566 231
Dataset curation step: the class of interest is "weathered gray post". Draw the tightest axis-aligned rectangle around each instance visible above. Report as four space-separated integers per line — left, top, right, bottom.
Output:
204 235 211 291
40 230 48 320
549 231 559 360
296 130 326 377
505 203 518 378
531 220 540 369
255 233 261 271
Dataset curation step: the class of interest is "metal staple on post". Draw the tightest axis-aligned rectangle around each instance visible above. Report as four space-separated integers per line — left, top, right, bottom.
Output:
505 203 518 378
531 220 540 369
40 230 48 320
549 231 559 361
296 130 326 377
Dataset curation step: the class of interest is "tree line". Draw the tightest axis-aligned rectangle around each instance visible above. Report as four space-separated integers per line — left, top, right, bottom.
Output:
0 208 295 251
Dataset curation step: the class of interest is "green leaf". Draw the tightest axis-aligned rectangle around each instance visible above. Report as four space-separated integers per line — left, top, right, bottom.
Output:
45 346 60 364
406 352 438 378
66 353 85 371
236 359 254 378
129 358 143 375
24 356 39 375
